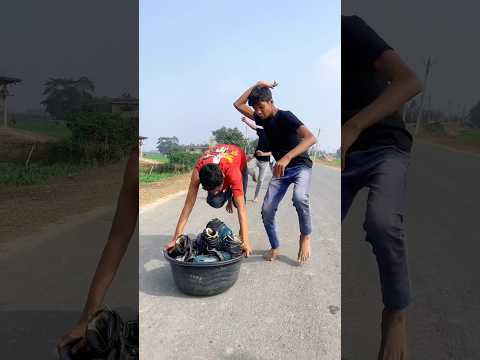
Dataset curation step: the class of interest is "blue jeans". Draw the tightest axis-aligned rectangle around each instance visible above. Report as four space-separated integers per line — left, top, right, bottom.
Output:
261 165 312 249
342 145 411 310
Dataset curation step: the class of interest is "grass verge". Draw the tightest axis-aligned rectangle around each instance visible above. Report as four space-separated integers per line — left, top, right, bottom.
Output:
140 171 178 184
143 153 168 163
14 118 72 139
316 158 341 168
0 163 86 186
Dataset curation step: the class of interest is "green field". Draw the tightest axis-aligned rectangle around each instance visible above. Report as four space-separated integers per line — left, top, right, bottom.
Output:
14 118 71 139
460 129 480 141
139 171 176 184
331 158 341 167
316 158 341 168
0 163 84 186
143 153 168 163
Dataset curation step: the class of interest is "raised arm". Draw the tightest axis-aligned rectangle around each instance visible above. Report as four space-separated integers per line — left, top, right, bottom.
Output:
233 80 278 120
342 50 422 169
241 116 261 131
255 150 272 157
347 50 422 132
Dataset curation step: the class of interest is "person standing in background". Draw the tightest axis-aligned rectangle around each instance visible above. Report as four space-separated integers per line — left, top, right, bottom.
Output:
240 116 273 202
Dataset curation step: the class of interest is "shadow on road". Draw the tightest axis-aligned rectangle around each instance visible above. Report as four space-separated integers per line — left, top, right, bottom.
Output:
0 307 136 360
139 235 191 298
219 351 266 360
248 250 300 267
342 144 480 358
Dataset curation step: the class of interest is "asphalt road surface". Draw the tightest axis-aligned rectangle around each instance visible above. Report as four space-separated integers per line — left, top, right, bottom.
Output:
0 207 138 359
140 165 341 360
342 142 480 359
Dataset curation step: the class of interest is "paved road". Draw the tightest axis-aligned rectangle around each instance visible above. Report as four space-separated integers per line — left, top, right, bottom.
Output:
342 142 480 359
140 165 341 360
0 208 138 359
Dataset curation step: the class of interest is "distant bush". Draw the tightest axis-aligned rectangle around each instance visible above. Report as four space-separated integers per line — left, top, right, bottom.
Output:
41 112 138 164
166 151 200 169
67 112 137 148
419 122 447 137
139 151 200 181
43 140 83 164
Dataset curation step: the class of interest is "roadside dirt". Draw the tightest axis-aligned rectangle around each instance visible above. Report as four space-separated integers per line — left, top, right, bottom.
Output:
315 159 341 169
0 128 56 144
0 161 126 244
417 136 480 154
0 128 59 163
139 157 160 165
139 174 190 208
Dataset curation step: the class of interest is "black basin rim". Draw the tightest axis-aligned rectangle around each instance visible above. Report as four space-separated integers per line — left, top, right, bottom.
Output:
163 250 243 267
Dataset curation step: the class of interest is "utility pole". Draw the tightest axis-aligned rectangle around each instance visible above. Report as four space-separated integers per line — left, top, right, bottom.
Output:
415 56 435 136
0 77 22 128
244 123 248 153
427 94 432 123
312 128 320 161
461 106 468 125
1 85 8 128
447 99 452 118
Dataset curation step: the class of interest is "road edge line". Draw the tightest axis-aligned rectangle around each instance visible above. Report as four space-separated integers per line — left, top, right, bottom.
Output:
415 140 480 158
139 190 187 214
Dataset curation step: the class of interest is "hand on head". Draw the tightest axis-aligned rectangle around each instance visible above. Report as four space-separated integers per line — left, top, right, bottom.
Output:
256 80 278 89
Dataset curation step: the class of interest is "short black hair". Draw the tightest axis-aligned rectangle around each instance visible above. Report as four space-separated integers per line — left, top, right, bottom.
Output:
248 86 273 107
199 164 224 191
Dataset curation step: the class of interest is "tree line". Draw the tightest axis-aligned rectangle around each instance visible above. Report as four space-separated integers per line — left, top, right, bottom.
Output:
156 127 258 154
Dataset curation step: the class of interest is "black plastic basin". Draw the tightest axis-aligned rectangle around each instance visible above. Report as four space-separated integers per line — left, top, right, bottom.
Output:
163 250 243 296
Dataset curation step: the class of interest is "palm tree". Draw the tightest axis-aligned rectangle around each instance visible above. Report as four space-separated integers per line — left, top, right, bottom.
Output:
75 76 95 96
41 77 95 119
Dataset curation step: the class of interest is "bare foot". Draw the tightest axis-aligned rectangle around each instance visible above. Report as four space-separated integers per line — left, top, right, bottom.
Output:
378 309 407 360
297 234 311 263
263 248 280 261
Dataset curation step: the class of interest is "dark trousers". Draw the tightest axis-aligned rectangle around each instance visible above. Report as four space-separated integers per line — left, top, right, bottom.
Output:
342 145 411 310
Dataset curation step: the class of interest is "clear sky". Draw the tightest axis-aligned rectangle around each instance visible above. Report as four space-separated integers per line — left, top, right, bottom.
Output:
140 0 340 152
1 0 138 112
343 1 480 117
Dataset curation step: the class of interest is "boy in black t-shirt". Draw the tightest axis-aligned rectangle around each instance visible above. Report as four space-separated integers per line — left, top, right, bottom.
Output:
342 15 422 359
234 81 317 263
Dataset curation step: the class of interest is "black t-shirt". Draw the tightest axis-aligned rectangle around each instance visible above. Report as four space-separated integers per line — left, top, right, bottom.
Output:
254 110 313 168
342 15 413 153
255 128 271 162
